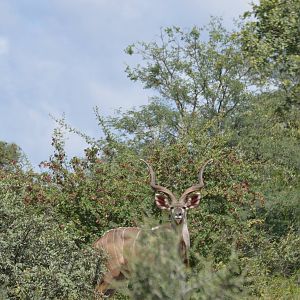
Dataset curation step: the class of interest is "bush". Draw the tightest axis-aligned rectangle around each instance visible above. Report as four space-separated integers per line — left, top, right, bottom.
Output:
121 228 245 300
0 173 103 299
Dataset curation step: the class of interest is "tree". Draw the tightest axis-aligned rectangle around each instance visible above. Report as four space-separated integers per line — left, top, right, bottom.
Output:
238 1 300 240
124 19 252 137
241 0 300 107
0 141 22 169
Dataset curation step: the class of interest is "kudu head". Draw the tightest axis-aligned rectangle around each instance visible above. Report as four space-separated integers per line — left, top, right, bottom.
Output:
142 159 213 226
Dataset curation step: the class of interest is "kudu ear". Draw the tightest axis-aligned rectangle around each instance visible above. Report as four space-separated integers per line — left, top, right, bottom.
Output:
155 193 171 210
185 193 201 209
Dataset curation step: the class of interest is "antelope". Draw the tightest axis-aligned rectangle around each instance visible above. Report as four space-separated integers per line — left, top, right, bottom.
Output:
93 159 212 298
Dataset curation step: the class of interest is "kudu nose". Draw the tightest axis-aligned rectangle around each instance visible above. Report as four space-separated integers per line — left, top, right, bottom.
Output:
175 210 183 218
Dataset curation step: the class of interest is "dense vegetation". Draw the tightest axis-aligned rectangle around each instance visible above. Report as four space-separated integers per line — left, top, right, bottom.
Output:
1 0 299 299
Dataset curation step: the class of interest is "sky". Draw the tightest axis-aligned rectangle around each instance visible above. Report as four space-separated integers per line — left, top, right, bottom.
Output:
0 0 253 169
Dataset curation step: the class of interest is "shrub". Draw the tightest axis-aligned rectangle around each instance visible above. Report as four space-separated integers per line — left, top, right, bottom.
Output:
0 174 103 300
122 228 245 300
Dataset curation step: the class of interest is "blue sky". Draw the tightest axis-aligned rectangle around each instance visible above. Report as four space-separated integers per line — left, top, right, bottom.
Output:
0 0 253 168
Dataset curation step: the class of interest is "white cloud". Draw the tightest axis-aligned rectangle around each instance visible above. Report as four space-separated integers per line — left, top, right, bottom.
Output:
0 37 9 55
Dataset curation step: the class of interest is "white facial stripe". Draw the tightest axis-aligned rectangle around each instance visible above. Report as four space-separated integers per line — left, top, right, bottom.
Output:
121 227 126 263
151 225 160 231
132 229 141 256
113 229 120 268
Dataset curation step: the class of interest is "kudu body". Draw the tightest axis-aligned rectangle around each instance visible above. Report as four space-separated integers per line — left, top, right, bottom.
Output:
93 159 212 297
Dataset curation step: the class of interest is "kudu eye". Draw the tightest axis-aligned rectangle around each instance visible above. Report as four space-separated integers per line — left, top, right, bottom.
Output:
182 206 187 210
170 206 174 210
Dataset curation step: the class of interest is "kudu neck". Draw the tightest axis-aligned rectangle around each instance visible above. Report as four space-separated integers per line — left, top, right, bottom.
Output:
171 217 188 233
171 217 190 250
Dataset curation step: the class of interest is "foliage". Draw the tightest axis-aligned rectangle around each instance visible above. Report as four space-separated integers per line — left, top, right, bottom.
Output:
241 0 300 106
125 19 251 133
0 141 23 169
248 275 300 300
0 167 103 299
38 124 153 243
125 229 245 300
110 101 180 145
241 231 300 298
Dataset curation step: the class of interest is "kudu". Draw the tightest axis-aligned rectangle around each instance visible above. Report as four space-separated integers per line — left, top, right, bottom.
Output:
93 159 212 297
